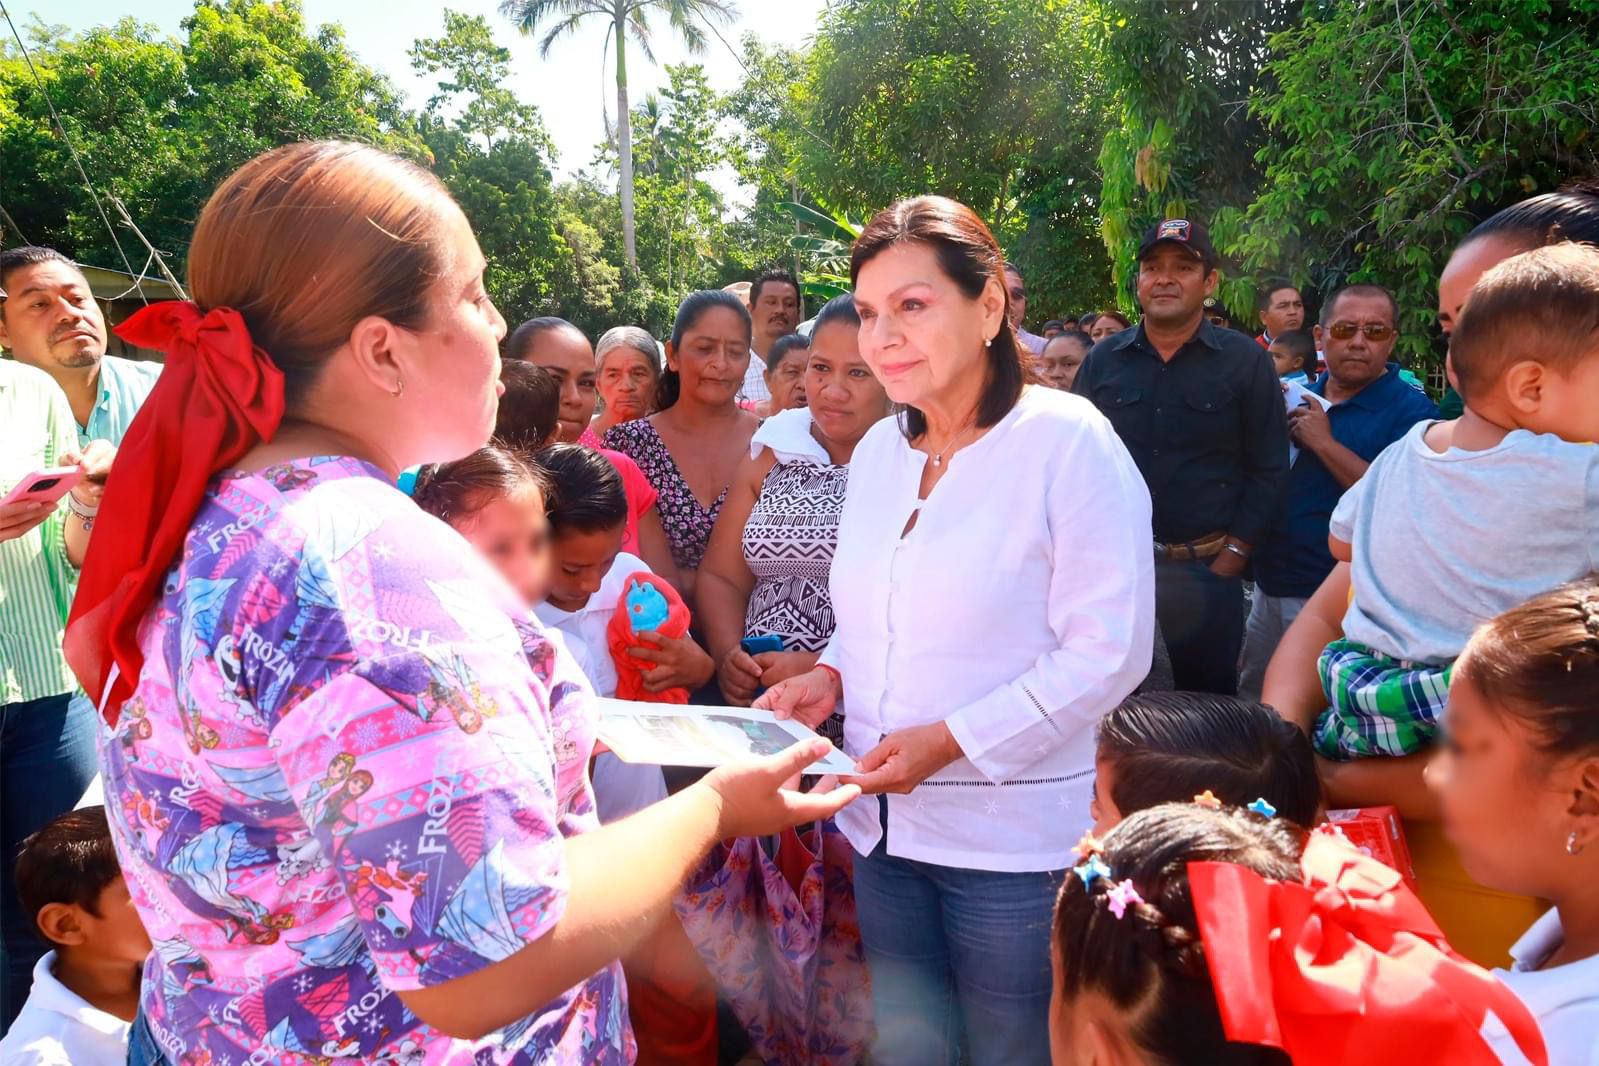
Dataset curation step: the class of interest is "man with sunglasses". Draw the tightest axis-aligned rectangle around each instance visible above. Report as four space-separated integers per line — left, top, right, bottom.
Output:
1239 283 1438 697
1074 217 1288 694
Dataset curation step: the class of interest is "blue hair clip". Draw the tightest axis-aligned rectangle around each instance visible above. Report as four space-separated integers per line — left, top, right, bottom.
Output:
1073 855 1111 887
1248 797 1278 819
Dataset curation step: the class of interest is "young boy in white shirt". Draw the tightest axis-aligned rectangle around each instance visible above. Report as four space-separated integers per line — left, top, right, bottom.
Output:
531 445 715 822
0 806 150 1066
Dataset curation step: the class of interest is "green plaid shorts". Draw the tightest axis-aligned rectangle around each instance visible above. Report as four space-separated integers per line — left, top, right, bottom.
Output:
1313 638 1453 760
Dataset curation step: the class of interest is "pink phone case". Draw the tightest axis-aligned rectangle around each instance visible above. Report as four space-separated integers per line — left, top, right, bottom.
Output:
0 466 83 509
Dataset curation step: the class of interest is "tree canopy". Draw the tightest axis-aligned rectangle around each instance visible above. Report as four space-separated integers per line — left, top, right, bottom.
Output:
5 0 1598 370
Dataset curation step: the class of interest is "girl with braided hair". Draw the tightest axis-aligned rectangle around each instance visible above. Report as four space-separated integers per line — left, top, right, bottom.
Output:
1050 802 1548 1065
1431 576 1599 1064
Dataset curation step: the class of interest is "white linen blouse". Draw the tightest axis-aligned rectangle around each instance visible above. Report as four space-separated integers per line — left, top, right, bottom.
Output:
1488 908 1599 1066
821 385 1154 872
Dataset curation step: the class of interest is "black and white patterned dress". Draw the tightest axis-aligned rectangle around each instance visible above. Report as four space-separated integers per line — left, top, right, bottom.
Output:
742 457 849 743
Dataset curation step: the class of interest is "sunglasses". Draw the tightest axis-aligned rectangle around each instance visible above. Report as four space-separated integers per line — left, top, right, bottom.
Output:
1328 322 1395 341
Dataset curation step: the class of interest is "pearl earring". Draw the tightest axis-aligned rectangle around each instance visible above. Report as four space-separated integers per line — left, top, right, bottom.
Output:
984 337 993 349
1568 831 1585 856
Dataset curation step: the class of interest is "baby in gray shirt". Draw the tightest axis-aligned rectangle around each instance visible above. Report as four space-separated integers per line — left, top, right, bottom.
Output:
1314 242 1599 759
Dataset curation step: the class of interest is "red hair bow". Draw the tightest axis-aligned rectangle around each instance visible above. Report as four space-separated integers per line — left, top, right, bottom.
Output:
65 301 285 723
1190 832 1547 1066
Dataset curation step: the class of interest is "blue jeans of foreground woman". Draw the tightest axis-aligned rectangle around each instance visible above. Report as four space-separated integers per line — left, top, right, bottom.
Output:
853 837 1061 1066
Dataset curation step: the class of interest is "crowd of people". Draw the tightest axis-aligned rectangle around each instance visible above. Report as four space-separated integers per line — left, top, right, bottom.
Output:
0 137 1595 1066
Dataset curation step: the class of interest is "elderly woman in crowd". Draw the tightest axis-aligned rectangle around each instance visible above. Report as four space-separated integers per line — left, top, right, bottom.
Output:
698 295 889 735
592 325 662 438
755 332 811 418
759 196 1154 1066
64 139 855 1066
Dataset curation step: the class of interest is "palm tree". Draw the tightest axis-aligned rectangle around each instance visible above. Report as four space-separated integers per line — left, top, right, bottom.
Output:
499 0 736 270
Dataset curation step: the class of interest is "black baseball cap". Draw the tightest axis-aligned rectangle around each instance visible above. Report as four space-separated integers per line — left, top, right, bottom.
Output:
1136 218 1217 267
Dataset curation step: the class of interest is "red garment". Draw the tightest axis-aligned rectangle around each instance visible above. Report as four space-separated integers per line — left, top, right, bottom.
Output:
622 914 719 1066
64 302 285 723
605 571 692 703
1190 831 1547 1066
598 447 656 556
1256 332 1271 348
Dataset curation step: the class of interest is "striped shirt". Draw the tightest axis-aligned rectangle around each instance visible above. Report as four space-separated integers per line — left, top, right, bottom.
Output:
77 354 161 447
0 360 80 704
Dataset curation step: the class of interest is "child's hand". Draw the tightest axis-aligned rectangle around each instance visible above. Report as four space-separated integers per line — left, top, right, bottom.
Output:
718 647 763 706
630 632 715 693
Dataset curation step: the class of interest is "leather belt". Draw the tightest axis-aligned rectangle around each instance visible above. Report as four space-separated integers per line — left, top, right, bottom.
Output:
1154 532 1228 561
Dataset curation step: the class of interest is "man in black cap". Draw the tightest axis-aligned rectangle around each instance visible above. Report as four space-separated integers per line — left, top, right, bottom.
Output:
1074 218 1288 694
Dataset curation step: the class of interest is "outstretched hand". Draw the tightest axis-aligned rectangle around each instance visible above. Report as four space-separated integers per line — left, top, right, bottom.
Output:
703 739 862 838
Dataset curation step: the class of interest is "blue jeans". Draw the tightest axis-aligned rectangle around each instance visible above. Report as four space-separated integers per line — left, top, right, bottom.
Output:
0 692 99 1031
127 1005 166 1066
852 835 1061 1066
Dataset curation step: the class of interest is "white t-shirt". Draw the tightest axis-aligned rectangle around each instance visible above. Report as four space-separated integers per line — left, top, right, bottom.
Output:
1488 909 1599 1066
1331 424 1599 664
535 552 668 823
0 952 131 1066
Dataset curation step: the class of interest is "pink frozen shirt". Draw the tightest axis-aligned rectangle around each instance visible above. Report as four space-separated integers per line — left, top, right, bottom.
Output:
98 456 632 1064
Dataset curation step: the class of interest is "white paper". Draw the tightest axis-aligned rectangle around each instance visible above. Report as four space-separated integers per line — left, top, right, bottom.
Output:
595 697 856 774
1283 380 1332 465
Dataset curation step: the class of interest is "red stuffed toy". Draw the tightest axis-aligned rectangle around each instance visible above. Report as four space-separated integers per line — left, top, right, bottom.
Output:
606 571 693 703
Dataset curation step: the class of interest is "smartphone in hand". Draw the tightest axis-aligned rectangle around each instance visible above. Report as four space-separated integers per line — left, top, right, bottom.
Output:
1 467 83 509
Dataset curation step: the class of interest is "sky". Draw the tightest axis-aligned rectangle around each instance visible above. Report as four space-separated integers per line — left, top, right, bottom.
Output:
24 0 829 184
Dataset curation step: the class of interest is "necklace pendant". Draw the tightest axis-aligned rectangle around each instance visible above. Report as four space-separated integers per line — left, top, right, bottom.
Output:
932 453 943 467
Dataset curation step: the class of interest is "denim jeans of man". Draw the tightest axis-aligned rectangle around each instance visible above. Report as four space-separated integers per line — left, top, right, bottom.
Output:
1237 589 1309 700
1154 556 1248 695
0 692 99 1031
852 836 1061 1066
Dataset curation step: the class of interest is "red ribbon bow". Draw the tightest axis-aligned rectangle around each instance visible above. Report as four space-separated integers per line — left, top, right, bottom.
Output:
65 301 285 723
1190 832 1547 1066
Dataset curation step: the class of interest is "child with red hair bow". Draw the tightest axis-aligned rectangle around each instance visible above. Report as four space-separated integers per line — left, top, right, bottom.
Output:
1050 802 1547 1066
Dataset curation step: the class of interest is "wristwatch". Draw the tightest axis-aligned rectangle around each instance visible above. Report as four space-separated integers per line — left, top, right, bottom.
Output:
1222 542 1250 560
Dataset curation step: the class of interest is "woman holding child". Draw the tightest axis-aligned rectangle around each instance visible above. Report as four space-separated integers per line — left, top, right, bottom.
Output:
759 196 1154 1066
63 140 855 1065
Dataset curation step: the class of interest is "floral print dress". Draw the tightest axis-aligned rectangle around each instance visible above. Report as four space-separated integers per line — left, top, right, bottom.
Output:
98 457 632 1065
602 419 725 571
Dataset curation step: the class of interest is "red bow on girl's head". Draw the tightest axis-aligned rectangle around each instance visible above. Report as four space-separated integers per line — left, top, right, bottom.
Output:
64 301 285 723
1190 832 1547 1066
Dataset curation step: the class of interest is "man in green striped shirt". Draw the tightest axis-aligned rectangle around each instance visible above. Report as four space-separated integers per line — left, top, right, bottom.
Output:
0 357 116 1030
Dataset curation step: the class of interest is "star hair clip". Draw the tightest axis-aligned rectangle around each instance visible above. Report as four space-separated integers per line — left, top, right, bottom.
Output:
1247 797 1278 819
1106 879 1145 920
1193 789 1222 810
1071 831 1104 862
1073 854 1112 887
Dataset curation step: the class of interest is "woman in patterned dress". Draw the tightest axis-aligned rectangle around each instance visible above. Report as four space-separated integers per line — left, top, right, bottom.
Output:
698 295 889 727
603 291 759 602
63 141 858 1066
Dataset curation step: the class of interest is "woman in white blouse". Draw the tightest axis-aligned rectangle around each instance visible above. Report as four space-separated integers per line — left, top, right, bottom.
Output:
758 196 1154 1066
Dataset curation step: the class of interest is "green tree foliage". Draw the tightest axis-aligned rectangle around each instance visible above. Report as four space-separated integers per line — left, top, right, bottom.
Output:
1236 0 1599 369
791 0 1115 320
1091 0 1298 318
496 0 735 270
410 10 619 332
0 0 423 275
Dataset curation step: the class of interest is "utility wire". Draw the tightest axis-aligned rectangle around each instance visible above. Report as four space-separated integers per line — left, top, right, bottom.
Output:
0 0 140 280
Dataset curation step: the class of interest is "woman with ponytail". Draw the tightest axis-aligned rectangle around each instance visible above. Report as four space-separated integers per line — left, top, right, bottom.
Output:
68 141 856 1066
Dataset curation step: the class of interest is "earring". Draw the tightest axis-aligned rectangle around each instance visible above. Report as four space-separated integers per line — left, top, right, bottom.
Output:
1568 831 1585 856
391 375 405 399
984 337 993 349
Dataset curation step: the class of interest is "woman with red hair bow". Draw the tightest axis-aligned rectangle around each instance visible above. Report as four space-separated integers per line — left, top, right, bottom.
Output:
67 140 856 1066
